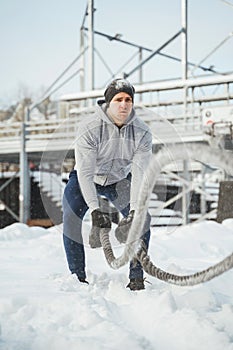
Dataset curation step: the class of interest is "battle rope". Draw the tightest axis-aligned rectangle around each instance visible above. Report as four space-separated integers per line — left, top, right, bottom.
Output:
100 143 233 286
100 229 233 286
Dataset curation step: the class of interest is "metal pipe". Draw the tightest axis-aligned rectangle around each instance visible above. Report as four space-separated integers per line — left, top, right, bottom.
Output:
181 0 188 122
181 0 190 225
60 72 233 102
139 47 143 103
182 159 190 225
19 107 30 223
88 0 94 97
181 0 188 81
80 28 85 94
200 165 206 216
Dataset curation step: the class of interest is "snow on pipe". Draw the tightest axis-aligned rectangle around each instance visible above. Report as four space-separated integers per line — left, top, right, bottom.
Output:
100 143 233 286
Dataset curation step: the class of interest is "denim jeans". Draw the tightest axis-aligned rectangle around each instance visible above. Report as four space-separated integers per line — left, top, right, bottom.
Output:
62 170 151 280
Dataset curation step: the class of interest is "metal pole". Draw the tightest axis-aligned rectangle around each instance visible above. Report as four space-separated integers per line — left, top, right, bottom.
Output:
19 107 30 223
139 47 143 103
181 0 189 224
80 28 85 92
80 27 86 108
181 0 188 118
181 0 188 81
88 0 94 106
200 164 206 216
182 159 190 225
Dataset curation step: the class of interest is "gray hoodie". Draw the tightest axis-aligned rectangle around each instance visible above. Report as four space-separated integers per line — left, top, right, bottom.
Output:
74 101 152 212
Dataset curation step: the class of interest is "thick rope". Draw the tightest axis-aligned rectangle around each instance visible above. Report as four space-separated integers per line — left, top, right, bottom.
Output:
100 143 233 286
136 242 233 286
100 228 116 265
100 229 233 286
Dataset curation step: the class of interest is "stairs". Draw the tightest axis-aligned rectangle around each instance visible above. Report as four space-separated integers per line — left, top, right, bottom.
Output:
31 171 66 225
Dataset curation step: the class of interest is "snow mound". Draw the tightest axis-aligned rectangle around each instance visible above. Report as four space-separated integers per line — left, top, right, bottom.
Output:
0 220 233 350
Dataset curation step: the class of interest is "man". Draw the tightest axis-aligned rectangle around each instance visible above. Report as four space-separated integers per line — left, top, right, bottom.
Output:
62 78 152 290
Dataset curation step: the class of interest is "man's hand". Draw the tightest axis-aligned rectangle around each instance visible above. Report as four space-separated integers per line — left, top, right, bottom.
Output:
91 208 112 229
115 210 135 244
90 208 111 248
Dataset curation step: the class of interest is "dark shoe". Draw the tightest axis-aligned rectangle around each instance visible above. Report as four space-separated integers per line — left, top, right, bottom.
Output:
126 278 145 291
77 277 89 285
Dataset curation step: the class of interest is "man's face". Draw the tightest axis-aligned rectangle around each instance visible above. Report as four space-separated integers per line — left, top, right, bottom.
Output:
108 92 133 126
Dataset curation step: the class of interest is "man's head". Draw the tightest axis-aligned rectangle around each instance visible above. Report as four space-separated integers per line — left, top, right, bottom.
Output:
104 78 135 105
104 79 135 126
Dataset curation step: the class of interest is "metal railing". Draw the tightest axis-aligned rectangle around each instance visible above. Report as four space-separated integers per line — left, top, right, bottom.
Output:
0 72 232 154
0 110 206 155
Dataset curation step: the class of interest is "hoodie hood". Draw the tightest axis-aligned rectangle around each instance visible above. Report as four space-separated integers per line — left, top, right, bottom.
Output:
96 99 136 126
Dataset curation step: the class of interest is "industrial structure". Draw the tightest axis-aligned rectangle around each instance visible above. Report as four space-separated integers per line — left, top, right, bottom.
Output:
0 0 233 228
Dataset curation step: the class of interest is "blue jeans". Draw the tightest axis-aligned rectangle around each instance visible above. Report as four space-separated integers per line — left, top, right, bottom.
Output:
62 170 151 280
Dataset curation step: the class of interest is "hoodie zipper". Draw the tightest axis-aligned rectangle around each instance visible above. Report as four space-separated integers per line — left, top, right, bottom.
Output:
102 124 126 186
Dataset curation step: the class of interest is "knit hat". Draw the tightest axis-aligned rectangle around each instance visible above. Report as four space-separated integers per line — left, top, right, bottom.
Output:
104 78 135 104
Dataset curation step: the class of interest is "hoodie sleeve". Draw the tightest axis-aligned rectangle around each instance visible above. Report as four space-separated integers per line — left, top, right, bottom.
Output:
130 130 152 211
75 124 99 212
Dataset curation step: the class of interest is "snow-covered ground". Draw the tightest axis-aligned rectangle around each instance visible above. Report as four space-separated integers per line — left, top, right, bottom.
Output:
0 220 233 350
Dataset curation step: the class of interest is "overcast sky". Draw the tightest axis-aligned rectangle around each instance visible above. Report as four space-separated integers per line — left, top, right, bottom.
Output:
0 0 233 106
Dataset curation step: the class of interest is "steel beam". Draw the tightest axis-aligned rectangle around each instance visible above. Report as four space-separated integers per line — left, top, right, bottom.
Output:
19 108 30 223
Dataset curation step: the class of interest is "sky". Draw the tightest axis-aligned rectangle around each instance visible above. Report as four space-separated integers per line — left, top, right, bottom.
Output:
0 0 233 107
0 219 233 349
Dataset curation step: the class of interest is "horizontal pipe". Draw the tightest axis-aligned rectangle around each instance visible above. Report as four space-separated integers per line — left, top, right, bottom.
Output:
60 73 233 101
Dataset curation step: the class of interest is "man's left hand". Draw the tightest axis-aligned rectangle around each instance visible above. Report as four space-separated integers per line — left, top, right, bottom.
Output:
115 210 135 243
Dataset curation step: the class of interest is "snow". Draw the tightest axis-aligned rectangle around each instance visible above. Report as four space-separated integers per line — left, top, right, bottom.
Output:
0 220 233 350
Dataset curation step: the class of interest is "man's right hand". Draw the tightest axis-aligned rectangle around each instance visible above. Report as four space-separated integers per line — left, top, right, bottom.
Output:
91 208 112 229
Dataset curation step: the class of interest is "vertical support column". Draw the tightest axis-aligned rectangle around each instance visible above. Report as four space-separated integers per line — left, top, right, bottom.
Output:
139 47 143 103
181 0 188 121
181 0 190 225
181 0 188 80
182 159 190 225
19 107 30 223
88 0 94 106
80 27 86 108
217 181 233 223
80 28 85 92
200 164 206 216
